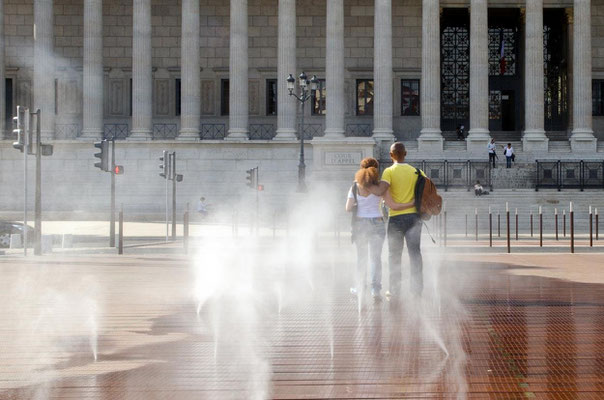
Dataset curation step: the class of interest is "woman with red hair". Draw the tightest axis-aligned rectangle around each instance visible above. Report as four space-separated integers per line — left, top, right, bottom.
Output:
345 157 413 300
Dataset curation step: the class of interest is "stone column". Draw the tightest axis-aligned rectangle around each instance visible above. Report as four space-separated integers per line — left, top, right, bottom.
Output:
34 0 55 140
372 0 394 139
523 0 548 152
178 0 201 140
322 0 345 139
418 0 443 152
467 0 490 153
0 0 5 140
227 0 249 140
570 0 597 152
130 0 152 140
80 0 104 140
274 0 297 140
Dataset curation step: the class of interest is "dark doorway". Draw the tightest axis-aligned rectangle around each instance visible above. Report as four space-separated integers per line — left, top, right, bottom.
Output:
488 9 522 135
501 90 515 131
543 9 569 132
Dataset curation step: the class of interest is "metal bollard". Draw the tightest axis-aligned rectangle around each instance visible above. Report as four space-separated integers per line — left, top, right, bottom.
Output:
589 206 593 248
489 207 492 248
443 210 447 248
563 209 567 237
570 202 574 254
539 206 543 247
596 208 599 241
515 208 518 241
465 214 468 238
118 204 123 255
506 203 511 254
273 211 277 240
184 205 189 254
475 208 478 242
555 208 559 241
497 213 501 238
530 211 534 237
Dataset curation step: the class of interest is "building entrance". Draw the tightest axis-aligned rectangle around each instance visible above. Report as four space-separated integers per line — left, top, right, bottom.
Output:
440 8 569 139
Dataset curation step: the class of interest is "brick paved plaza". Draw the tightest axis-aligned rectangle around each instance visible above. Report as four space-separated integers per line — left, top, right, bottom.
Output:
1 243 603 399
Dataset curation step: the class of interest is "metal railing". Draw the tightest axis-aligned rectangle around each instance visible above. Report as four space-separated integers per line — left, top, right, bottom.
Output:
345 123 372 137
199 123 226 140
152 123 178 140
536 160 604 191
249 124 276 140
103 123 129 140
56 123 81 139
381 160 492 192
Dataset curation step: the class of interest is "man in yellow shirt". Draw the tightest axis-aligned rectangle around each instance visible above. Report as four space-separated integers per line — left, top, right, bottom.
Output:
370 142 424 297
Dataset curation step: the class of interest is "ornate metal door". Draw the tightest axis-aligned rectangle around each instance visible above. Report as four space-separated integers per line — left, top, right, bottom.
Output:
441 22 470 132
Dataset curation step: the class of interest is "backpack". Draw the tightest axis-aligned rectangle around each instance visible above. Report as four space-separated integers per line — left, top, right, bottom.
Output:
414 168 442 221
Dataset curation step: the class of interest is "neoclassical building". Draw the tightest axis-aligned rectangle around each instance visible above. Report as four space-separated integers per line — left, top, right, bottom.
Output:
0 0 603 155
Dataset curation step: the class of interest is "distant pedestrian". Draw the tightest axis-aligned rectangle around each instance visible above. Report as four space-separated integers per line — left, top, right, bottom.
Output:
474 181 489 196
488 138 497 168
197 197 208 217
456 125 465 140
503 143 514 168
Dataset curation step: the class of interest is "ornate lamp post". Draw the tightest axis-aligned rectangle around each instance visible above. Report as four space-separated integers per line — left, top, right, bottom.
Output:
287 72 319 193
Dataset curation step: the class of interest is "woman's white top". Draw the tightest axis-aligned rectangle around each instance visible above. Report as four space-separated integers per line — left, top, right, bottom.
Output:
504 146 514 156
348 185 383 218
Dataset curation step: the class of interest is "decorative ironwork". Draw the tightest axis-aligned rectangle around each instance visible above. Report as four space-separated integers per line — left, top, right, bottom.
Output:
296 123 322 140
345 124 372 137
536 160 604 191
152 123 178 140
103 123 129 140
55 123 81 139
469 162 492 189
441 24 470 129
249 124 276 140
380 160 493 191
488 27 517 76
199 123 226 140
489 90 502 120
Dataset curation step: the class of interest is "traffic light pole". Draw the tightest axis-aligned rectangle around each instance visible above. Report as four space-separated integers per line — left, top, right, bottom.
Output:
34 110 42 256
172 152 177 240
165 153 170 242
22 108 29 256
110 139 116 248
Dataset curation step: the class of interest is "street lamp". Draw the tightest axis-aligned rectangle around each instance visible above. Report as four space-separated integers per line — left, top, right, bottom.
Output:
287 72 319 193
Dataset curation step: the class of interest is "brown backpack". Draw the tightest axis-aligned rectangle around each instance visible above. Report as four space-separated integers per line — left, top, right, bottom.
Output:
413 168 442 220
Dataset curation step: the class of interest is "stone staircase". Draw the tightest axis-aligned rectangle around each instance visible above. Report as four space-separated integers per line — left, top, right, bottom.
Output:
548 141 572 153
443 140 467 152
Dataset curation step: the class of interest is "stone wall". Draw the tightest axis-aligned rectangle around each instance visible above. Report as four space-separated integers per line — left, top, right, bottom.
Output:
0 140 313 215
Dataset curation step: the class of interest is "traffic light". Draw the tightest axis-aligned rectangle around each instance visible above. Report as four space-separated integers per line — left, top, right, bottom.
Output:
246 167 257 189
159 150 168 178
12 107 24 152
113 165 124 175
93 140 109 171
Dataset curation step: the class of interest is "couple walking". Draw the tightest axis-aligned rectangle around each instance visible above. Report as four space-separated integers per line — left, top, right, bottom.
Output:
346 142 424 301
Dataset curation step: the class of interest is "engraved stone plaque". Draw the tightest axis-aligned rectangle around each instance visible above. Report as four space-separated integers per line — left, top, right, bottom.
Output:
324 151 362 166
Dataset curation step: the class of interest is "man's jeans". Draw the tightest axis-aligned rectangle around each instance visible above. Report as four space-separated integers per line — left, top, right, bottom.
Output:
387 213 423 296
354 218 386 292
506 156 512 168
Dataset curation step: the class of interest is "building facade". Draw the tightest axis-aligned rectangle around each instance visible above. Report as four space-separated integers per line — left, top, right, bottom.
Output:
1 0 604 213
0 0 603 148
